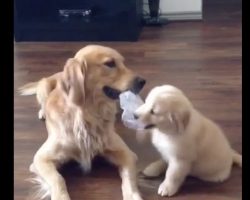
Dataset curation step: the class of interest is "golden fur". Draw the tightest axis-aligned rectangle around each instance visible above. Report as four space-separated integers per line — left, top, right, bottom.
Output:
135 85 242 197
19 45 144 200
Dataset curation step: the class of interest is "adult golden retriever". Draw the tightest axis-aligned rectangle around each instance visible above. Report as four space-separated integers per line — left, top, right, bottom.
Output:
19 45 146 200
134 85 242 197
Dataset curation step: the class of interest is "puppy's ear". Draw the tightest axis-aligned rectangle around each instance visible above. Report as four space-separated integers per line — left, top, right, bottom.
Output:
169 110 190 133
61 58 87 105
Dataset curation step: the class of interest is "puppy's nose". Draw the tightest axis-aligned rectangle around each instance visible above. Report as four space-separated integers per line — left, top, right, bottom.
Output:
133 113 139 119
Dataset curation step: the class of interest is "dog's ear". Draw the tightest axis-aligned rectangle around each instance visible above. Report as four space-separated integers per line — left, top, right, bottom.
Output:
169 110 190 133
61 58 87 105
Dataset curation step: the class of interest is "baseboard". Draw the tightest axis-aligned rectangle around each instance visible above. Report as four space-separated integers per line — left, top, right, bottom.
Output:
144 12 202 21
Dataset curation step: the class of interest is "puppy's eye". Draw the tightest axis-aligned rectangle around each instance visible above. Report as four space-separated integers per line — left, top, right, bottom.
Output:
104 60 116 68
150 109 155 114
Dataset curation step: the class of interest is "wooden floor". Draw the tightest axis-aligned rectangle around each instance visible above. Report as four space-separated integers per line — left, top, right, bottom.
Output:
14 1 242 200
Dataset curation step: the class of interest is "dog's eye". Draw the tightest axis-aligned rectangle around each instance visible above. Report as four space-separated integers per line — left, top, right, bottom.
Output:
104 60 116 68
150 109 155 114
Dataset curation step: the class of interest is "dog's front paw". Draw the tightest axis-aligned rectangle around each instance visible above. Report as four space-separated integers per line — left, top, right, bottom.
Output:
124 192 143 200
52 192 71 200
158 181 178 197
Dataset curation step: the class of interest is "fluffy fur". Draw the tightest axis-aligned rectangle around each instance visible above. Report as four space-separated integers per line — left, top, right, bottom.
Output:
134 85 242 197
19 45 145 200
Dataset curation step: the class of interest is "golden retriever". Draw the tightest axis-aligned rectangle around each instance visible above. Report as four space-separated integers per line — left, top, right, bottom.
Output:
19 45 146 200
134 85 242 197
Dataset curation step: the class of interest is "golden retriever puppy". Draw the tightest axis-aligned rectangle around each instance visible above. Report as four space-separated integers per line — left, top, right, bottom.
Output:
19 45 146 200
134 85 242 197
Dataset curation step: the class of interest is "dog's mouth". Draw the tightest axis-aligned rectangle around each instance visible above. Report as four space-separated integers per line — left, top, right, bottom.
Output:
103 77 146 100
102 86 140 100
144 124 156 129
103 86 121 100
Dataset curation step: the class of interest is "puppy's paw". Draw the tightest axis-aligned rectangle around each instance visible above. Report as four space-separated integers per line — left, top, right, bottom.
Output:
38 109 45 120
158 181 178 197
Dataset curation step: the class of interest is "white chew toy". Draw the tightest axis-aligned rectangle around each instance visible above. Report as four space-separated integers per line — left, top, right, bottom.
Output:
119 91 145 130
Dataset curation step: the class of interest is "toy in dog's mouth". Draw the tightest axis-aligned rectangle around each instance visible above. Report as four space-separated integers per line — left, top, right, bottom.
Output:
144 124 156 129
103 77 146 100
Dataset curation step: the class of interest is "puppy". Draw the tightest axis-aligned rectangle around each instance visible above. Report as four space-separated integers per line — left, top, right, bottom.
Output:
19 45 146 200
134 85 242 197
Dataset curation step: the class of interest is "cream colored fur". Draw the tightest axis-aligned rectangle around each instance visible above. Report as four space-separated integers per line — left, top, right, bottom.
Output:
135 85 242 197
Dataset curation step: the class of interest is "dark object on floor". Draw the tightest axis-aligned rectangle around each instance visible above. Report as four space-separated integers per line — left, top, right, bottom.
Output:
143 0 169 26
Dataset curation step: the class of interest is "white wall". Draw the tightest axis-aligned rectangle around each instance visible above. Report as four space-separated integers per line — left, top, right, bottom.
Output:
143 0 203 20
159 0 202 13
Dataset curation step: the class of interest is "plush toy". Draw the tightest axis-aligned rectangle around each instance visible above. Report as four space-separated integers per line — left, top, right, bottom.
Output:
119 91 145 130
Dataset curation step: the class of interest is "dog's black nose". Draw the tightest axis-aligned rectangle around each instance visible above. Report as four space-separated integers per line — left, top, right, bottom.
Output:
135 77 146 88
131 77 146 94
133 113 139 119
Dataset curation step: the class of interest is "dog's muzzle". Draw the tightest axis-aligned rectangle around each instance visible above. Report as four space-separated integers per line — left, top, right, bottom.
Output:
103 76 146 100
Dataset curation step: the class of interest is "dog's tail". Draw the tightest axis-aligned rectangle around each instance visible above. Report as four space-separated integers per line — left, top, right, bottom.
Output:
27 175 51 200
18 81 38 96
232 149 242 168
